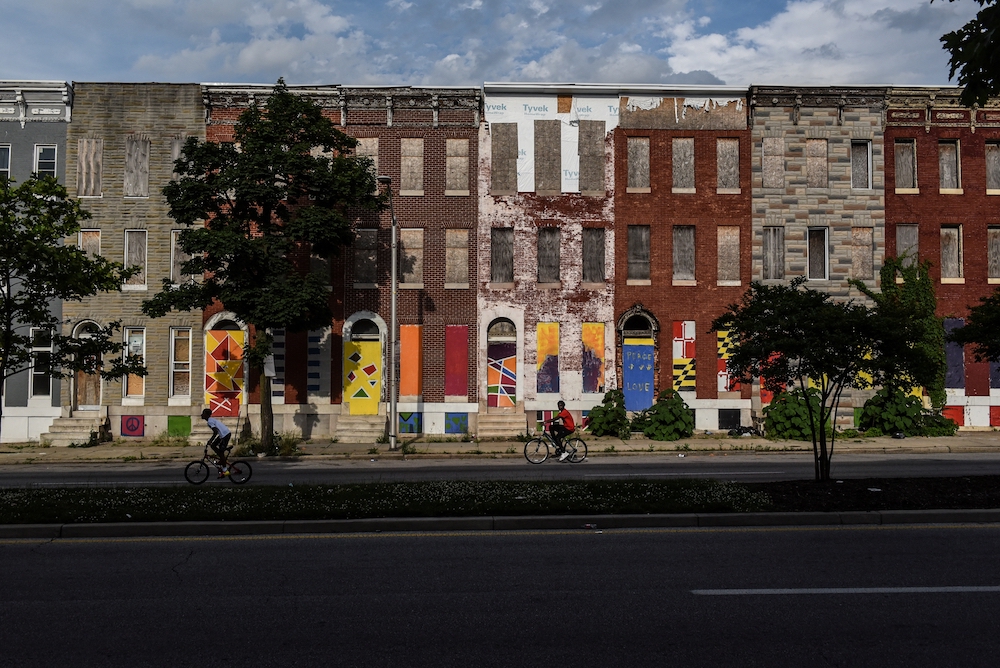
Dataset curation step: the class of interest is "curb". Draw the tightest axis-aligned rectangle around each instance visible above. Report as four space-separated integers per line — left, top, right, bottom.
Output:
4 508 1000 539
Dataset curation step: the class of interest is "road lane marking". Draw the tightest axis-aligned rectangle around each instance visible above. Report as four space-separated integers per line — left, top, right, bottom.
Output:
584 472 785 478
692 586 1000 595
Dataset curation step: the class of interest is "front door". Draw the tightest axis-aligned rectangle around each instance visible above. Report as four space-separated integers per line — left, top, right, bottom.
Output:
74 367 101 410
344 340 381 415
205 329 245 417
487 341 517 410
622 337 655 411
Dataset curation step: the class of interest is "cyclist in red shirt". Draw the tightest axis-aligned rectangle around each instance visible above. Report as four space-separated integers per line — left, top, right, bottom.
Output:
550 400 576 462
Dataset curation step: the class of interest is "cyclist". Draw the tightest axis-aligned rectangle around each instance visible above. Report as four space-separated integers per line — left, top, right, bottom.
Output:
549 400 576 462
201 408 232 476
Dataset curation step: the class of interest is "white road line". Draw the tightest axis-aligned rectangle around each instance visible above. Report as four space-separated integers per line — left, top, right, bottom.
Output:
585 472 784 478
692 586 1000 596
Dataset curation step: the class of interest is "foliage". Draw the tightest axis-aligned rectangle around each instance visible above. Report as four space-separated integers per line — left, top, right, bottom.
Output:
632 390 695 441
585 389 631 439
0 176 145 440
948 286 1000 364
859 387 925 436
143 79 383 451
919 412 960 437
763 388 828 441
937 0 1000 107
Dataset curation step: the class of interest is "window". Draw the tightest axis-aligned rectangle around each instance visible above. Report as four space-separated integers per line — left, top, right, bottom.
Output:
170 328 191 398
79 230 100 258
717 226 740 285
851 140 871 189
627 225 650 282
534 120 561 194
124 229 147 289
124 135 150 197
806 139 827 188
896 224 919 267
0 145 9 181
895 139 917 191
986 142 1000 193
490 123 518 194
491 227 514 284
30 329 52 397
445 229 469 287
400 138 423 195
941 226 963 280
170 136 185 181
762 137 783 188
399 228 424 286
582 227 605 283
170 230 191 284
579 120 606 194
716 138 739 192
77 138 103 197
34 145 56 178
852 227 874 280
627 137 650 192
672 138 695 192
537 227 560 284
446 138 469 195
125 328 145 398
939 140 961 192
808 228 828 280
989 227 1000 281
672 225 695 282
355 137 379 194
762 227 784 280
354 228 378 286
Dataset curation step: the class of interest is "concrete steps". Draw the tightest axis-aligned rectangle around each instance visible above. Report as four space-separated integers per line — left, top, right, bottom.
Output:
335 415 387 443
40 412 108 448
476 412 527 439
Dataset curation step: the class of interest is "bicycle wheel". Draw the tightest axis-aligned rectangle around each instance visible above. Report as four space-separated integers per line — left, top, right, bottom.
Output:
228 460 252 485
184 460 210 484
565 438 588 463
524 438 550 464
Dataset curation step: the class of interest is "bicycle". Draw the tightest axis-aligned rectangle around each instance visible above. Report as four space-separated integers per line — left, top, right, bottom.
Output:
184 444 253 484
523 425 587 464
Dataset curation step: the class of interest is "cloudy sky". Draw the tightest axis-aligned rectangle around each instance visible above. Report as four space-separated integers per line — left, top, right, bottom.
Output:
0 0 980 87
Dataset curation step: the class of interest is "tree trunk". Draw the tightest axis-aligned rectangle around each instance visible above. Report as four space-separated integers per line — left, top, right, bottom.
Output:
260 373 274 453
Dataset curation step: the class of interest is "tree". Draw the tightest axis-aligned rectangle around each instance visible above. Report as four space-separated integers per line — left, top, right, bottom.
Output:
0 175 145 442
939 0 1000 107
946 285 1000 361
143 80 383 452
712 279 879 481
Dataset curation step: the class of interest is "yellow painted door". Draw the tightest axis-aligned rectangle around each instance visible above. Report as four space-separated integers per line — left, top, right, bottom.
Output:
344 340 381 415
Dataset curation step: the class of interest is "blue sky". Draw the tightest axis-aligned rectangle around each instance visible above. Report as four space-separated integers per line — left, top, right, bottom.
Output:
0 0 980 87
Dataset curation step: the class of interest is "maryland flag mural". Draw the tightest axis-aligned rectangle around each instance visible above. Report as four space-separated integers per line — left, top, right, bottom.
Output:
717 329 739 392
205 330 245 417
672 320 696 391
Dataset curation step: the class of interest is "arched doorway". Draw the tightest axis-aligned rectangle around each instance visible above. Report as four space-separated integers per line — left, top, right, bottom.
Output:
486 318 517 410
205 319 245 417
618 307 658 411
344 317 382 415
72 321 101 411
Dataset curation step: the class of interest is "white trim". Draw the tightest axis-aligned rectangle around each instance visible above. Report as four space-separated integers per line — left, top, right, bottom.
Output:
33 143 57 178
124 327 145 399
169 327 192 400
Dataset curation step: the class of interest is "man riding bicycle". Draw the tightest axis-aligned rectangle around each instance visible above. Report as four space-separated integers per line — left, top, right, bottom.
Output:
549 400 576 462
201 408 232 476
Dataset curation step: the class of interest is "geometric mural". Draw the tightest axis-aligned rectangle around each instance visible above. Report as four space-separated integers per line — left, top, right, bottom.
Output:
445 412 468 434
205 330 245 417
399 412 422 434
487 341 517 408
344 340 381 415
717 329 739 392
672 320 696 392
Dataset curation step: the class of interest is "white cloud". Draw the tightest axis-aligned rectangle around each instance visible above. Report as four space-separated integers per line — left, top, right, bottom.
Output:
388 0 414 10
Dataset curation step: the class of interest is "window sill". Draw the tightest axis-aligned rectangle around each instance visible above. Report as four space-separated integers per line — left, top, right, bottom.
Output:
580 282 606 291
353 282 378 290
939 188 964 195
716 188 741 195
444 283 469 290
537 282 562 290
988 189 1000 196
122 396 144 406
400 283 424 290
672 279 697 286
400 190 424 196
895 188 920 195
168 396 192 406
489 282 514 290
490 190 516 197
535 190 561 197
579 190 606 197
626 187 651 194
445 190 470 197
672 187 696 194
124 196 150 200
77 195 103 199
626 279 651 286
122 284 148 291
989 278 1000 285
941 277 966 284
717 280 742 287
851 188 875 193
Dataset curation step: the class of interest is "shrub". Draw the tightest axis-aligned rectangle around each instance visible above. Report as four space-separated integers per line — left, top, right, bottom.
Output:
763 388 828 441
635 390 695 441
586 390 631 439
917 411 959 437
859 387 958 437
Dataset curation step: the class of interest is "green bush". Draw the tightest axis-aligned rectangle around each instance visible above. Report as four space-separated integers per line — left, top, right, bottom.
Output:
859 387 958 437
634 390 694 441
763 388 828 441
917 411 959 437
586 390 631 439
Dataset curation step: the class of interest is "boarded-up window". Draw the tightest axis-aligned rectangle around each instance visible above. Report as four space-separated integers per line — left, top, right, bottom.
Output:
400 138 423 194
673 226 695 281
582 227 605 283
124 229 146 286
987 142 1000 191
170 230 191 284
356 137 378 194
170 328 191 398
852 227 874 280
717 226 740 284
941 226 963 278
672 138 695 190
125 329 145 397
717 138 739 190
627 137 650 190
445 229 468 286
491 123 517 194
939 141 960 190
896 224 919 267
77 138 103 197
79 229 100 258
806 139 827 188
354 229 378 284
895 139 917 189
445 325 469 396
399 228 423 285
762 227 784 279
491 227 514 283
537 227 560 283
762 137 783 188
579 120 605 194
535 120 561 193
851 140 871 189
808 228 827 279
446 138 469 194
627 225 650 280
170 136 185 181
124 135 150 197
988 227 1000 279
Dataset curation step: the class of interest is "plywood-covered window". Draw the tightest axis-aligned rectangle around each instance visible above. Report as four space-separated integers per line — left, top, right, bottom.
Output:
672 138 695 192
986 142 1000 192
124 135 150 198
941 225 963 280
355 137 378 194
400 138 423 195
77 138 103 197
851 140 871 189
490 123 517 194
124 328 145 397
717 138 739 191
446 138 469 195
582 227 605 283
852 227 874 280
534 120 561 194
895 139 917 190
399 228 424 285
627 225 650 281
762 137 783 189
762 226 784 280
939 140 961 191
537 227 560 284
579 120 606 194
354 228 378 286
170 328 191 398
988 227 1000 280
717 226 740 285
170 136 185 181
806 139 827 188
170 230 191 284
491 227 514 284
672 225 695 281
124 229 147 288
445 229 469 287
808 227 828 280
79 229 100 258
627 137 650 192
896 224 919 267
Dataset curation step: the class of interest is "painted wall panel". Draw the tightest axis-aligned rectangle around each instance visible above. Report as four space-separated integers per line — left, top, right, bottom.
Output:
400 325 422 396
344 340 381 415
673 320 696 391
582 323 605 394
536 322 560 393
487 342 517 408
205 330 245 417
445 325 469 397
623 338 655 411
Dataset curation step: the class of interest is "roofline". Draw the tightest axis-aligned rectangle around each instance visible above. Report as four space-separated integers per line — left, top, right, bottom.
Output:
483 82 748 96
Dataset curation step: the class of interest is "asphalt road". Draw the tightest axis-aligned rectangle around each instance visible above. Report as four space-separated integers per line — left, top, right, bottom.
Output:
2 524 999 667
3 452 1000 488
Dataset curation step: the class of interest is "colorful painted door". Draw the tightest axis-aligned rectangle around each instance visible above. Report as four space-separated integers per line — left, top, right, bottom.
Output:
622 337 654 411
344 340 381 415
205 330 245 417
487 342 517 409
